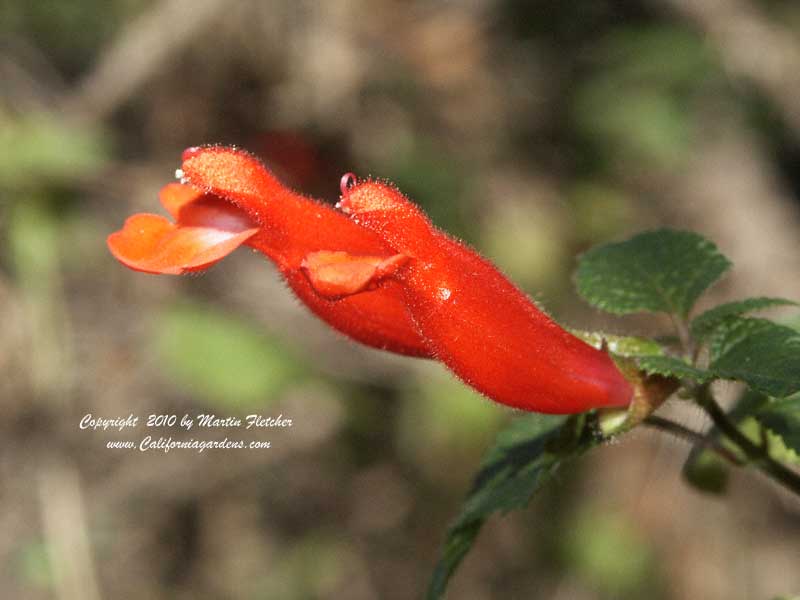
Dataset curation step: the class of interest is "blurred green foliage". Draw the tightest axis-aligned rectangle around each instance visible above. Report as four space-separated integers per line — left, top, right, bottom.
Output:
568 182 634 242
397 363 507 474
0 113 107 187
561 509 660 599
375 138 477 243
572 27 720 171
482 200 568 294
8 199 60 285
683 448 730 495
15 540 52 591
153 303 304 409
255 535 357 599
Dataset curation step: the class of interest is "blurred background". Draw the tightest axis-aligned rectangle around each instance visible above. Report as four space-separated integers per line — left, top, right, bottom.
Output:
2 1 800 598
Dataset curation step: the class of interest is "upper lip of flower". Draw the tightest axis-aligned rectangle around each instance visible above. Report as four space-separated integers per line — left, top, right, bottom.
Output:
337 185 403 217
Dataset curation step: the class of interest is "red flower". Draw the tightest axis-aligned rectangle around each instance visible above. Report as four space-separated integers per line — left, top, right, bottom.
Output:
108 145 634 414
320 179 634 414
107 146 429 357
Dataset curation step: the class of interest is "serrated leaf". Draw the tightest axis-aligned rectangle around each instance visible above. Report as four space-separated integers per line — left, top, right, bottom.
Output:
576 229 731 318
572 331 664 357
426 414 595 600
754 395 800 458
709 318 800 398
636 355 710 382
690 297 798 340
739 415 800 467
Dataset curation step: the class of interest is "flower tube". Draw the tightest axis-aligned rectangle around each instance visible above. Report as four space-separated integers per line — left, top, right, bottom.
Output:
312 178 634 413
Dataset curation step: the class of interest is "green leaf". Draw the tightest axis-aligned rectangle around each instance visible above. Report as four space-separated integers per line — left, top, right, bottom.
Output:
709 318 800 398
738 415 800 467
754 395 800 457
427 414 595 600
576 229 731 318
572 331 664 358
635 355 710 382
690 297 798 340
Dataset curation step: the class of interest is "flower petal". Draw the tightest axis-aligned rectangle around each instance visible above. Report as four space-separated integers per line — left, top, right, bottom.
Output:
107 213 258 275
301 250 409 298
159 182 204 219
159 183 258 232
180 146 288 220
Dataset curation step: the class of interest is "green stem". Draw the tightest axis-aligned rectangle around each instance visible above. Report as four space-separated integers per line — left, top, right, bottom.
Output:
669 314 694 361
643 415 745 466
696 384 800 497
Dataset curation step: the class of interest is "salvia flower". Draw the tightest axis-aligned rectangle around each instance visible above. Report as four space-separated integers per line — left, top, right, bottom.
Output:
107 146 429 357
109 145 634 414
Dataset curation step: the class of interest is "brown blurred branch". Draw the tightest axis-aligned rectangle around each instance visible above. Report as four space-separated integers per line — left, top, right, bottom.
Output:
661 0 800 138
64 0 230 121
38 460 103 600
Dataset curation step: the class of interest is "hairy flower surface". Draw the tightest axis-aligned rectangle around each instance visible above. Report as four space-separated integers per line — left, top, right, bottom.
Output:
108 147 429 357
321 179 634 413
109 145 634 413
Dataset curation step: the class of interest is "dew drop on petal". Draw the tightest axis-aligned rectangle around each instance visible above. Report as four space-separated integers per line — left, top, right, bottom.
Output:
340 172 357 196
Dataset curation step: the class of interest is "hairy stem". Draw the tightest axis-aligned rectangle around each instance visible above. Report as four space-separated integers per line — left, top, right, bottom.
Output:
668 313 699 366
643 415 745 466
696 383 800 496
